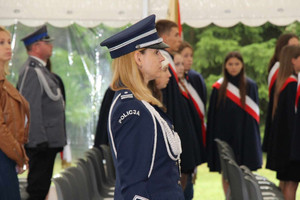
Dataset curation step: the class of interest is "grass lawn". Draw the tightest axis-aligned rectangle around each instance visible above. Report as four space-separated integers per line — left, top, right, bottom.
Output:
194 153 300 199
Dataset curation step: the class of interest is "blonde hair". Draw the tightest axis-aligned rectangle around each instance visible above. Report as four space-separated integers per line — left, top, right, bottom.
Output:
0 26 11 76
111 51 162 107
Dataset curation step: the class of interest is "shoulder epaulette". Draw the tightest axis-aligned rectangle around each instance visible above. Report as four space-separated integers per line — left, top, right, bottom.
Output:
120 91 133 100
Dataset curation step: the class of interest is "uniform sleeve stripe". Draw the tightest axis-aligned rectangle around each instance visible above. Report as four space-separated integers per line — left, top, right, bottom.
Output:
108 93 121 158
133 195 149 200
142 100 157 178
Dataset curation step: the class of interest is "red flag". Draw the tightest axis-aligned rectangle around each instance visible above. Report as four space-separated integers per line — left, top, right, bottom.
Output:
167 0 182 37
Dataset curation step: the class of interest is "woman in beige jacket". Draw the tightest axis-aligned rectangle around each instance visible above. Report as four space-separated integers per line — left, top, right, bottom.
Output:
0 26 30 200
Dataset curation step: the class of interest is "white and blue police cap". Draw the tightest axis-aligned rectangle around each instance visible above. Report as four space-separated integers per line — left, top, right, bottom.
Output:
21 25 53 46
100 14 169 59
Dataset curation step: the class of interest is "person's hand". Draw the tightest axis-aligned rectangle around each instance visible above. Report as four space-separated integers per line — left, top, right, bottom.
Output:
16 164 28 174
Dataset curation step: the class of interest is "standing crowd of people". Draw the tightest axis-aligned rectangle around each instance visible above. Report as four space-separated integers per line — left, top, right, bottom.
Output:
96 15 300 200
0 13 300 200
0 25 67 200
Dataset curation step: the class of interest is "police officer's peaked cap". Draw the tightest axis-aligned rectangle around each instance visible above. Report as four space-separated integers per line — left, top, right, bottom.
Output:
21 25 53 46
100 14 169 59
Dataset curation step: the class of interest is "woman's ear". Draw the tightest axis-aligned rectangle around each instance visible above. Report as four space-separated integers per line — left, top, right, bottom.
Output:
134 51 142 67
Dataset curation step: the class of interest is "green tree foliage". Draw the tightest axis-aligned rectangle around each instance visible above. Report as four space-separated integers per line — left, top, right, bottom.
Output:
182 22 300 125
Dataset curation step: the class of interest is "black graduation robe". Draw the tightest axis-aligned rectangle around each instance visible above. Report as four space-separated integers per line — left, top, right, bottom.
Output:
206 75 262 172
262 84 275 152
162 53 206 173
94 86 115 147
186 69 207 106
291 84 300 161
266 78 298 171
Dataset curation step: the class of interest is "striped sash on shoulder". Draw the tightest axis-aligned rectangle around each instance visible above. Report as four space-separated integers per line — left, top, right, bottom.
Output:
213 78 260 123
268 62 279 95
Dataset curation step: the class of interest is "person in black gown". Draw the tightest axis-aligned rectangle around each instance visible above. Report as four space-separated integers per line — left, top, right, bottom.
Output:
206 51 262 195
265 45 300 200
263 33 299 153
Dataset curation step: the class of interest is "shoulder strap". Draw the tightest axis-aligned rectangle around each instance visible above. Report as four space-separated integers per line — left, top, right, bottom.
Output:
19 66 32 94
34 68 62 101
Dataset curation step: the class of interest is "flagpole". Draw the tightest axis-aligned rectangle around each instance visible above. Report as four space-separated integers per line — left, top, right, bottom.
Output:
142 0 149 18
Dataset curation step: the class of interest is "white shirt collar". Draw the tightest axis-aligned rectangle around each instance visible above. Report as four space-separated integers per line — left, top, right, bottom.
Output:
30 56 46 67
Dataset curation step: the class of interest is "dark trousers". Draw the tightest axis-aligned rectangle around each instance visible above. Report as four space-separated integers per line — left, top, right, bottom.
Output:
0 150 21 200
184 173 194 200
26 148 61 200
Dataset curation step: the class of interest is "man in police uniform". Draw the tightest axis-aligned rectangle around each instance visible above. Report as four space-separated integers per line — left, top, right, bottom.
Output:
17 25 66 200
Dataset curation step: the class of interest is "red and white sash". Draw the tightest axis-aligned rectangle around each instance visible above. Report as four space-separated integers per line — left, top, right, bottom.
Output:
213 78 260 123
296 73 300 113
162 49 207 144
180 80 207 145
268 62 279 95
278 75 297 112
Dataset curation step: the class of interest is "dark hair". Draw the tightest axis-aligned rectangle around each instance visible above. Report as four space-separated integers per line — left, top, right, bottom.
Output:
268 33 299 72
25 44 33 51
218 51 247 107
155 20 178 37
178 41 193 54
272 45 300 117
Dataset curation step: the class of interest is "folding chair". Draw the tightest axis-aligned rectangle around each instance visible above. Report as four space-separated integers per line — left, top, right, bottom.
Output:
215 138 236 185
52 175 73 200
223 155 249 200
215 138 236 161
244 175 264 200
85 151 115 197
240 165 284 200
99 144 116 184
60 170 81 199
77 158 113 200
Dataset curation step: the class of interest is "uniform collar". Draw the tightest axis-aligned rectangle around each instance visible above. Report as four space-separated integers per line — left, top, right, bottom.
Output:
30 56 46 67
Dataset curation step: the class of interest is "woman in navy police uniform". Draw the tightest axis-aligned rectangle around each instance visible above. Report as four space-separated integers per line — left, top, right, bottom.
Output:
100 14 184 200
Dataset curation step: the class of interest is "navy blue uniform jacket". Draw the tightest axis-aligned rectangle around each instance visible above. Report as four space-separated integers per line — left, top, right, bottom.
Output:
206 76 262 172
108 89 184 200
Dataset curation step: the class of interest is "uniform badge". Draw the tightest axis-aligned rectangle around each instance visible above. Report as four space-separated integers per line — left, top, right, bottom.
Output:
118 109 140 124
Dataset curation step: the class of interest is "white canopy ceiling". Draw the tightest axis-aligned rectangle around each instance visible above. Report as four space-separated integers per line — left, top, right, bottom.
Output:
1 0 300 28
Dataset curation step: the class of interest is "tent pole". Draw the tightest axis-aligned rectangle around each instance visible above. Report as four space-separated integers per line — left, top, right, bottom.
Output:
142 0 149 18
